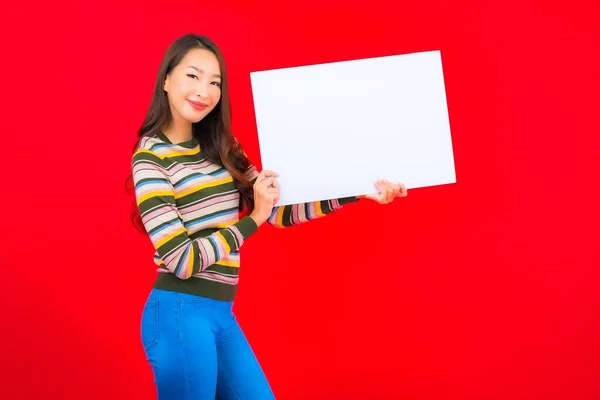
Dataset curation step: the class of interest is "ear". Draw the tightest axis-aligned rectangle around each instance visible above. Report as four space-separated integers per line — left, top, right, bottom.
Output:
163 74 170 93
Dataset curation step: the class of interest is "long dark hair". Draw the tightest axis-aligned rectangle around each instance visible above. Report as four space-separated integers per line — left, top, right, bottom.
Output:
127 34 254 233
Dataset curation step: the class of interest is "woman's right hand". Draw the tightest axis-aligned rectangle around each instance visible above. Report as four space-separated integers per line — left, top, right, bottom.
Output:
249 170 280 226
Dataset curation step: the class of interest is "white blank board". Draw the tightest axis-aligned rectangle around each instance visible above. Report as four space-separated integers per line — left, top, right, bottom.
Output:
250 50 456 206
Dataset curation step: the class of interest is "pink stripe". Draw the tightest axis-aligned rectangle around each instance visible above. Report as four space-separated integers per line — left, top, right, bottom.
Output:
181 193 239 213
164 163 187 176
162 161 211 177
198 241 210 270
196 272 239 285
164 244 186 266
186 160 214 170
135 186 169 199
139 137 151 148
142 206 172 224
331 199 341 209
163 253 177 266
133 161 166 173
292 204 299 224
176 174 227 192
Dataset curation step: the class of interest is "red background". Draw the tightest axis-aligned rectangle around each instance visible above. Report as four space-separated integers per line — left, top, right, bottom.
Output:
1 0 598 399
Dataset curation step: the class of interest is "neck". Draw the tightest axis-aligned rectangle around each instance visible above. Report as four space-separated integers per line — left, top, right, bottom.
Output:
163 115 193 144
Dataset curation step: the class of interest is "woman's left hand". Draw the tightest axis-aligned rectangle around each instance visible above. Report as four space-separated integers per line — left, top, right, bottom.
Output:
358 180 407 204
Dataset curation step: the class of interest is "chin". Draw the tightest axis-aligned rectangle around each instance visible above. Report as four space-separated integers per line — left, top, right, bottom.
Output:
183 111 208 124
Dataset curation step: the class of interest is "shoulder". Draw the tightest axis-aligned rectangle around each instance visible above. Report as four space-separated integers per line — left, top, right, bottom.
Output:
131 135 167 164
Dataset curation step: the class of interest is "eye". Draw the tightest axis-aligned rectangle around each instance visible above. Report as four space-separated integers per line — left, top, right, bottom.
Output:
187 74 198 80
211 81 222 87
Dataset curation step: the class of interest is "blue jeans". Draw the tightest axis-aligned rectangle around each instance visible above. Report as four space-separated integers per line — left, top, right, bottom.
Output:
140 288 275 399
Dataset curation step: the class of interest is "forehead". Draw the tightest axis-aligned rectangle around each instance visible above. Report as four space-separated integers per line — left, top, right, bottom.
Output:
180 48 221 74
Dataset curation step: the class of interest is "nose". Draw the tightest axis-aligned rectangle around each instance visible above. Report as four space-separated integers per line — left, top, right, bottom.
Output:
195 80 209 99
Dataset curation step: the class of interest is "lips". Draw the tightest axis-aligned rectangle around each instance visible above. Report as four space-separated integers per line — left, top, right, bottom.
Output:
187 99 209 111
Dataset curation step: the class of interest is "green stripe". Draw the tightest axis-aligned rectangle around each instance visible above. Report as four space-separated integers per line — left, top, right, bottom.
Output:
171 171 206 187
191 241 202 274
219 229 237 251
156 232 187 253
320 200 334 213
177 180 237 203
281 205 293 224
167 153 205 163
133 151 165 164
153 273 237 301
138 195 176 213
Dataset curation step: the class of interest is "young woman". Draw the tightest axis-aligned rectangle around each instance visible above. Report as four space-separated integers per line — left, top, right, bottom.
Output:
130 33 407 400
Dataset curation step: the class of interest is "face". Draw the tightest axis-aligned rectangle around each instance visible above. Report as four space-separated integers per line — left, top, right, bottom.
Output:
163 48 222 125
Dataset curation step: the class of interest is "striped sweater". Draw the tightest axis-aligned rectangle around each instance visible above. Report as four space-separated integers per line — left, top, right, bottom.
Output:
132 132 359 301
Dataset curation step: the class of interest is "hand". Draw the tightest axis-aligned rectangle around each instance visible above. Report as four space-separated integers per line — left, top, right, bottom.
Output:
249 170 280 226
358 180 407 204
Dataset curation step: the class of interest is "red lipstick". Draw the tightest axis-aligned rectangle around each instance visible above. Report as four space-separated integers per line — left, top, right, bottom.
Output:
187 100 208 111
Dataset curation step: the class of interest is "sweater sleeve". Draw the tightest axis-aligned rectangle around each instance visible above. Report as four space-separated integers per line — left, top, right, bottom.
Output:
244 164 360 228
132 150 259 279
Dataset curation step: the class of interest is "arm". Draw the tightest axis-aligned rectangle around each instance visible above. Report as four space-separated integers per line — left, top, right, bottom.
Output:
267 196 359 228
244 164 360 228
132 150 258 279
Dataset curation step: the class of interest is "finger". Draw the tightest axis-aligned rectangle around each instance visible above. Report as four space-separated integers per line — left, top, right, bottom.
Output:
264 177 281 188
257 177 276 188
396 183 407 197
381 180 400 192
257 170 278 181
380 179 395 188
386 183 399 201
387 181 401 196
255 171 266 182
376 181 394 203
383 188 393 204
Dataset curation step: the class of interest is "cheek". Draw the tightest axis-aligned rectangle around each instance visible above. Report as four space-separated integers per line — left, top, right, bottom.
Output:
167 79 188 104
210 87 221 105
178 79 196 98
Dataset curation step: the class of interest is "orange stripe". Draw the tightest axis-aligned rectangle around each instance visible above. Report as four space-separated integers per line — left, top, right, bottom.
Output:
137 190 174 205
155 228 186 248
175 177 233 199
315 201 326 217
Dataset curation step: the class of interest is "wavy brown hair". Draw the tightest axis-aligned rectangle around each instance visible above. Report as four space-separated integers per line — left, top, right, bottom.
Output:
127 34 254 233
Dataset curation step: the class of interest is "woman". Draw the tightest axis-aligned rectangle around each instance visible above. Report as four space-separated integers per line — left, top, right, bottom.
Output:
130 33 407 399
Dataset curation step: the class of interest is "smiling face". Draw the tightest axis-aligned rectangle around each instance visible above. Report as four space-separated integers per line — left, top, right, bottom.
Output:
163 48 223 126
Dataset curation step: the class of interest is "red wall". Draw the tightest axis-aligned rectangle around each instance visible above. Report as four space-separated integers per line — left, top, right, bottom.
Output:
2 1 598 399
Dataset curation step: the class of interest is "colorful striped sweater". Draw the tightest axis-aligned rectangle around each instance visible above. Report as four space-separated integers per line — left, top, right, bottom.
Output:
131 132 359 301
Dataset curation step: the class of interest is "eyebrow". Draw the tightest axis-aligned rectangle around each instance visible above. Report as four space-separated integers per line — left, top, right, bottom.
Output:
187 65 221 79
